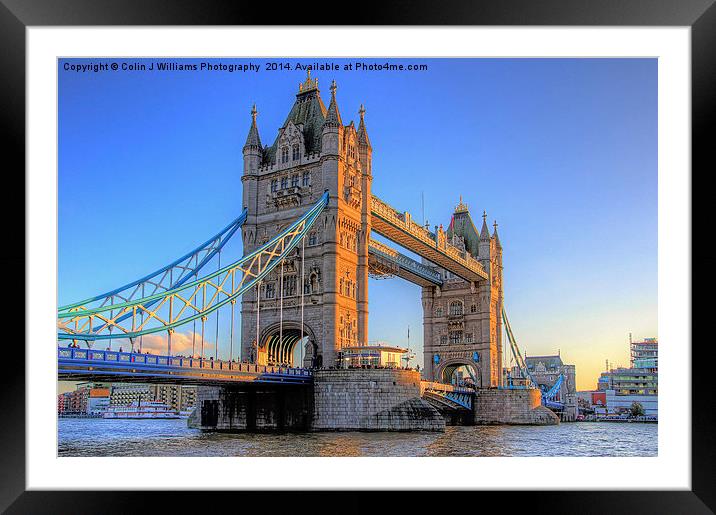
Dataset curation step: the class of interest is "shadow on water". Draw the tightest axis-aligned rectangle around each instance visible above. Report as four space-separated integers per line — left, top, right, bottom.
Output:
58 419 657 457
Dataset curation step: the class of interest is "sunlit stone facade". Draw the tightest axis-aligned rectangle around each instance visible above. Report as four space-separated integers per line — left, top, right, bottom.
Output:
422 199 504 387
240 73 372 368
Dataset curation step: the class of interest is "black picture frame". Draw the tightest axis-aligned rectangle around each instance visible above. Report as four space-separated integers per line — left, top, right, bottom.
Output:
1 1 709 512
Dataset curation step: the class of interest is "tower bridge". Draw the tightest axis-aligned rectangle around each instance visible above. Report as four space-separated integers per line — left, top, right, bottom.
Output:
58 71 558 430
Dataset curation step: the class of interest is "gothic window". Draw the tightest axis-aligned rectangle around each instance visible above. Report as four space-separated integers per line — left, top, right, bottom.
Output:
465 333 474 343
291 174 299 187
308 232 317 246
440 335 448 345
280 176 288 189
302 172 310 187
449 301 464 316
283 275 296 296
470 304 477 314
265 282 275 299
292 144 300 161
281 146 289 163
435 307 444 317
449 331 463 345
270 179 278 192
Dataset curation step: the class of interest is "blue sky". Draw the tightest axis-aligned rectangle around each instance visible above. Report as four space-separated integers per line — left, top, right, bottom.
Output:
58 58 657 390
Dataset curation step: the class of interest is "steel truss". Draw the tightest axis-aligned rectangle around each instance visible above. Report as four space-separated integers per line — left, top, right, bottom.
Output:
58 193 329 342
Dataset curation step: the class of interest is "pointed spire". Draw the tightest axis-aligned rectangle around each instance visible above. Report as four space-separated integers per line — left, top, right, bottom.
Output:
480 210 490 240
324 79 342 127
492 220 502 248
357 104 372 148
243 103 262 150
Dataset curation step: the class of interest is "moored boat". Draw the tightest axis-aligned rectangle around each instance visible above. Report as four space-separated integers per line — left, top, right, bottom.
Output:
103 400 180 419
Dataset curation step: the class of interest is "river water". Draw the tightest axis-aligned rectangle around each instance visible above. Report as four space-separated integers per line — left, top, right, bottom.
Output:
58 419 657 457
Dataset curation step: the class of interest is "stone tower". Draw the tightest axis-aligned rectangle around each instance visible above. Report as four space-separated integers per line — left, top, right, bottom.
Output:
422 198 503 387
240 72 372 368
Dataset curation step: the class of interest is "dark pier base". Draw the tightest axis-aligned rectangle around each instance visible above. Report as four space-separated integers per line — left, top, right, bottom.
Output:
189 384 313 431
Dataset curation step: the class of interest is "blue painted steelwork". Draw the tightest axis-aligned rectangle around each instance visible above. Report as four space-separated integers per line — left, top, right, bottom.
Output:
57 347 312 385
423 388 474 410
542 373 564 401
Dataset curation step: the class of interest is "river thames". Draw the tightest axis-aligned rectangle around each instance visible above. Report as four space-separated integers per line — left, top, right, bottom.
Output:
58 419 657 457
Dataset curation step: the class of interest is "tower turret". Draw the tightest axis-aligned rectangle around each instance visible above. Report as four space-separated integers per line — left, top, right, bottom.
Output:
321 80 343 156
357 104 372 176
478 210 492 260
242 104 262 175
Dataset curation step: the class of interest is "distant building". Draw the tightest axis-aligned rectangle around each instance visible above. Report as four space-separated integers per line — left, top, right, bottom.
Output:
58 382 111 415
630 336 658 371
110 383 155 406
153 385 197 411
109 383 197 411
597 366 658 417
87 387 111 415
582 335 658 419
524 354 578 421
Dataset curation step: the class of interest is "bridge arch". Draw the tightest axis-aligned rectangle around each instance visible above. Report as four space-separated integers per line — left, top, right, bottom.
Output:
437 358 482 388
258 321 318 368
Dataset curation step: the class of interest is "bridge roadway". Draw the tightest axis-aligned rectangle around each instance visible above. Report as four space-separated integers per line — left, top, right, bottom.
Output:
370 195 488 283
58 348 476 410
57 347 312 386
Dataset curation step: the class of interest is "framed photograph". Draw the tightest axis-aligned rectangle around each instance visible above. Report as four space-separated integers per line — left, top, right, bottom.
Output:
3 0 710 512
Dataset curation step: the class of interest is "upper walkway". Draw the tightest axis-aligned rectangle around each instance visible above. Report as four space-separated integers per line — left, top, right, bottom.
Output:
370 195 488 283
367 238 443 287
58 347 312 385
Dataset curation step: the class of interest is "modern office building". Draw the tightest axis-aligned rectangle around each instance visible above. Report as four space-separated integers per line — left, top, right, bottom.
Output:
630 336 658 371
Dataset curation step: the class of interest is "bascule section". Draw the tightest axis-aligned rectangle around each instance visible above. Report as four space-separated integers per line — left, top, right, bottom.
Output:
239 72 372 369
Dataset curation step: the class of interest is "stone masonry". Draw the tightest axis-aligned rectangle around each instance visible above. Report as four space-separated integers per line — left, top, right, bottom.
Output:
240 72 373 369
473 388 559 425
312 369 445 431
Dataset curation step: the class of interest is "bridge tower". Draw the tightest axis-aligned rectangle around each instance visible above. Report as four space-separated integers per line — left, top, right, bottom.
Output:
240 72 372 368
422 199 503 387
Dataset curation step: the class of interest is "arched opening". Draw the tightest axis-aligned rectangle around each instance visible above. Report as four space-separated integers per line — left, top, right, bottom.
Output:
441 362 480 388
259 323 317 368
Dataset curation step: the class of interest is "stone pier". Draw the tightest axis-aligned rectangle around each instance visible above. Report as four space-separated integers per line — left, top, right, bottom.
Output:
473 388 559 425
188 384 313 431
312 369 445 431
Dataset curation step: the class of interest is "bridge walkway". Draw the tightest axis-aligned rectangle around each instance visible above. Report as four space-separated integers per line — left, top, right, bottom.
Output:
370 195 488 283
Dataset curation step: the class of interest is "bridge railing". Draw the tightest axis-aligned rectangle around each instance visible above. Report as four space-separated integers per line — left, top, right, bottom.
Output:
370 195 486 279
57 347 312 377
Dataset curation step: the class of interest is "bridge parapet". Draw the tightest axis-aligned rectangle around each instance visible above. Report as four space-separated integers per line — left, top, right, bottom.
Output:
370 195 488 282
57 347 312 385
